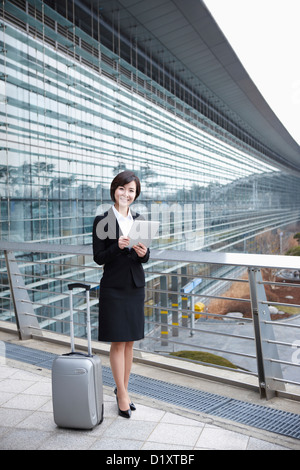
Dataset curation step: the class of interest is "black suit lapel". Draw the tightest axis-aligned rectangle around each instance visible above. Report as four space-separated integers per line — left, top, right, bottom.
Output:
107 207 121 239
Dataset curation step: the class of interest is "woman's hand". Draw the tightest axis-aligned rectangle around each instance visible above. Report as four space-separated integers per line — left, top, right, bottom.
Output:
118 235 130 249
132 242 147 258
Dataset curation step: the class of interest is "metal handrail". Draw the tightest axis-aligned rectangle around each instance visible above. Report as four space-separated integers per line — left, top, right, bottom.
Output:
0 240 300 268
0 240 300 400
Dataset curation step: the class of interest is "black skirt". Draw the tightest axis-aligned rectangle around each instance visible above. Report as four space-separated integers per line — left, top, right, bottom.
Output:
98 285 145 342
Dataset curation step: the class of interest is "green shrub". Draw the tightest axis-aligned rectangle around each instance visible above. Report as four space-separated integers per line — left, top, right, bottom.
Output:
286 246 300 256
170 350 241 369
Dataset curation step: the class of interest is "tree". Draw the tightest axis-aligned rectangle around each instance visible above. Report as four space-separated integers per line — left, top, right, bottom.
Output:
293 233 300 245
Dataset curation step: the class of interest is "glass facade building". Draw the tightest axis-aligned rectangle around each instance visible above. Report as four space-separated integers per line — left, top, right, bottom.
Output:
1 0 300 253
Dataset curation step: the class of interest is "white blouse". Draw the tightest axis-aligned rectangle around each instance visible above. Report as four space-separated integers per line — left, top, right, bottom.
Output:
112 205 134 237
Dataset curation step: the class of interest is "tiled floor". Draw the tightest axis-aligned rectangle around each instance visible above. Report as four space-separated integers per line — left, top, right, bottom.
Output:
0 360 296 450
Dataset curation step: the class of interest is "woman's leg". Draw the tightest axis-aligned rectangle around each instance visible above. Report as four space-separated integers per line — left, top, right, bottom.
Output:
124 341 134 394
110 341 129 411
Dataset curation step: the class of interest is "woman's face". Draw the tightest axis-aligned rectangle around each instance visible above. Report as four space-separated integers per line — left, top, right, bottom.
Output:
114 180 137 209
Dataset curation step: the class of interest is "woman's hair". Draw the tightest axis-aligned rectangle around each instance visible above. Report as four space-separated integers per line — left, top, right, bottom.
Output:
110 170 141 202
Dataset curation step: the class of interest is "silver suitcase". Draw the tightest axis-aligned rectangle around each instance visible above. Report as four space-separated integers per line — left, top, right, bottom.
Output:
52 283 104 429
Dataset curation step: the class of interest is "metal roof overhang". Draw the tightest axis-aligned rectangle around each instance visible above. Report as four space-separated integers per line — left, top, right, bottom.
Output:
80 0 300 172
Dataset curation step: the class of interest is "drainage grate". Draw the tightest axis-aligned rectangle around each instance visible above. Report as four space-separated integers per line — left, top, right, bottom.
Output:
4 341 57 370
2 342 300 440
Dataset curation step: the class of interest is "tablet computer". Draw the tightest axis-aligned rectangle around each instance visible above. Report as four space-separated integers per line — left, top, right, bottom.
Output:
127 220 159 248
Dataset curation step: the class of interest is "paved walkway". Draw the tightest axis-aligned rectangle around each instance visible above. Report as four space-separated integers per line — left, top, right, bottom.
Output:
0 359 297 450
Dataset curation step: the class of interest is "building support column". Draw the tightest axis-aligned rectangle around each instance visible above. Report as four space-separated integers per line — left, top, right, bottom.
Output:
171 273 179 337
160 275 168 346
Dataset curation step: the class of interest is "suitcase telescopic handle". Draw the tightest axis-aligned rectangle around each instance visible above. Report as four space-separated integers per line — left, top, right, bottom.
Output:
68 282 92 356
68 283 91 291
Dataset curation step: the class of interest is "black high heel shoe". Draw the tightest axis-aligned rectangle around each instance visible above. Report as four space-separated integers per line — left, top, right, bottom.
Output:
114 387 136 411
116 394 131 419
129 401 136 411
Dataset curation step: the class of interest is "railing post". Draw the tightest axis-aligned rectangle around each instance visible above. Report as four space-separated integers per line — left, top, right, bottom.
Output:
248 267 285 399
4 251 41 340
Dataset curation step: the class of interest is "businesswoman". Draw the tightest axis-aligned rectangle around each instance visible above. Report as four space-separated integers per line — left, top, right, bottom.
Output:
93 171 149 418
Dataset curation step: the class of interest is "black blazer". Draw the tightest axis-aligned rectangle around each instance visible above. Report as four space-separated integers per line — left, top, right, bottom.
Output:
92 207 150 289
